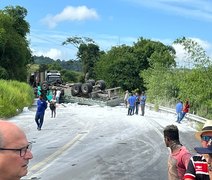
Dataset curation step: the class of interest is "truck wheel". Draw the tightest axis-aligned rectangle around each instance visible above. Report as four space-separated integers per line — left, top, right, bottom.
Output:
71 83 82 96
56 79 62 85
60 89 64 96
86 79 95 86
41 81 49 91
95 80 106 90
81 83 93 95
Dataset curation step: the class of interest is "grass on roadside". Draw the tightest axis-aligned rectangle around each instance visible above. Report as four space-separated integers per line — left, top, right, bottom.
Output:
0 80 34 118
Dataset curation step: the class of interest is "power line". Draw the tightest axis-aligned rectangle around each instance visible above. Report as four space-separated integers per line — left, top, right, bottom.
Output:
29 34 77 51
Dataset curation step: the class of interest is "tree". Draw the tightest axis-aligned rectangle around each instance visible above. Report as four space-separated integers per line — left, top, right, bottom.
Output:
3 6 30 37
0 6 31 81
77 43 100 80
95 38 176 91
62 36 100 80
174 37 212 117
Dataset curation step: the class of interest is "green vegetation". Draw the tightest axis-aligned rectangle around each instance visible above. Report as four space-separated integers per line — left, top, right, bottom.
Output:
0 6 32 81
0 80 34 118
141 37 212 119
0 5 212 119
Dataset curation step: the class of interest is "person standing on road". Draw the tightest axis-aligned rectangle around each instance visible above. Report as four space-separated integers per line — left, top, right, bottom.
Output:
180 99 190 123
124 90 129 108
0 120 33 180
184 120 212 180
56 89 61 104
140 91 146 116
49 99 56 118
127 93 136 115
135 92 140 115
176 100 183 123
163 125 191 180
35 94 47 131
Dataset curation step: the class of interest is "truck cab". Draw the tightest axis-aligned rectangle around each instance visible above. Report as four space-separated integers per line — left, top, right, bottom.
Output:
46 70 62 85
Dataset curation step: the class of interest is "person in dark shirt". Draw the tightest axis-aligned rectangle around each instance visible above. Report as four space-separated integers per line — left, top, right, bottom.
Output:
49 99 56 118
35 94 47 131
194 140 212 180
140 91 146 116
184 120 212 180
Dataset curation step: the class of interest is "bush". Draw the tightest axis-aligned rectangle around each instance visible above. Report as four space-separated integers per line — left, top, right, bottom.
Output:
0 80 34 118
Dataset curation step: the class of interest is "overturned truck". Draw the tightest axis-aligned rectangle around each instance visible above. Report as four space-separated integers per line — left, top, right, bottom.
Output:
64 79 121 107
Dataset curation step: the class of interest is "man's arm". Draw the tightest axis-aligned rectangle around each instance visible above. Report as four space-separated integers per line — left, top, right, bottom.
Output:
184 158 195 180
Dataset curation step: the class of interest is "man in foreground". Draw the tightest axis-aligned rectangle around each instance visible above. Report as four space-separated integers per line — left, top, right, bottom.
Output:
0 120 33 180
184 120 212 179
164 124 191 180
194 139 212 179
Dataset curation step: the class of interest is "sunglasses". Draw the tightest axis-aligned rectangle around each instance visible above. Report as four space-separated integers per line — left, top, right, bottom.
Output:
201 136 212 142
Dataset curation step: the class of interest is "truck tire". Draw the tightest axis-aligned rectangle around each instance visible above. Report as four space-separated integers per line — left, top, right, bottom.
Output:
95 80 106 90
86 79 95 86
55 79 62 85
41 81 49 91
71 83 82 96
81 83 93 95
60 89 64 96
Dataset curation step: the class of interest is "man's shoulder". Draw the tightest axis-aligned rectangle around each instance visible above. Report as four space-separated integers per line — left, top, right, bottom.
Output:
192 154 205 161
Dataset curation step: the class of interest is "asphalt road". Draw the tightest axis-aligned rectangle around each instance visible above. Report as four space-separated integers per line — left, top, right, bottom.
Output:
7 103 200 180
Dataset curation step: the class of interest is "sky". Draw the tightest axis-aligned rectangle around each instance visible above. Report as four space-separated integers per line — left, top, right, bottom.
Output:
1 0 212 65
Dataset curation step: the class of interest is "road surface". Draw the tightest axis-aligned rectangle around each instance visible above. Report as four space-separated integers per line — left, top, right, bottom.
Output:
8 102 200 180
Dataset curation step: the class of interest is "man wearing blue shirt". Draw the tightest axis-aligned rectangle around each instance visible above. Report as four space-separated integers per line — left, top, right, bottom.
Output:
176 100 183 123
35 94 47 130
128 93 136 115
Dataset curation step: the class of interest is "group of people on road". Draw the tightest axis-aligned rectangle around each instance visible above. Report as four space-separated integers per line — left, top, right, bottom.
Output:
2 86 212 180
124 90 146 116
35 88 62 131
164 120 212 180
176 99 190 123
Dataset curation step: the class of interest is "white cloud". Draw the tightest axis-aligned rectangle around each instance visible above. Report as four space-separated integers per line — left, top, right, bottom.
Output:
172 37 212 67
172 43 189 67
33 48 61 60
127 0 212 22
42 6 99 28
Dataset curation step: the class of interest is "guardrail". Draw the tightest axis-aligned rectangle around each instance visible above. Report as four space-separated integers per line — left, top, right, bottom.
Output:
146 103 208 124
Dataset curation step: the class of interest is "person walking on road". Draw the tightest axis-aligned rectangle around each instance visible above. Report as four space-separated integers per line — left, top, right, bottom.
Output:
176 100 183 123
180 100 190 123
184 120 212 180
140 91 146 116
35 94 47 131
163 124 191 180
0 120 33 180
